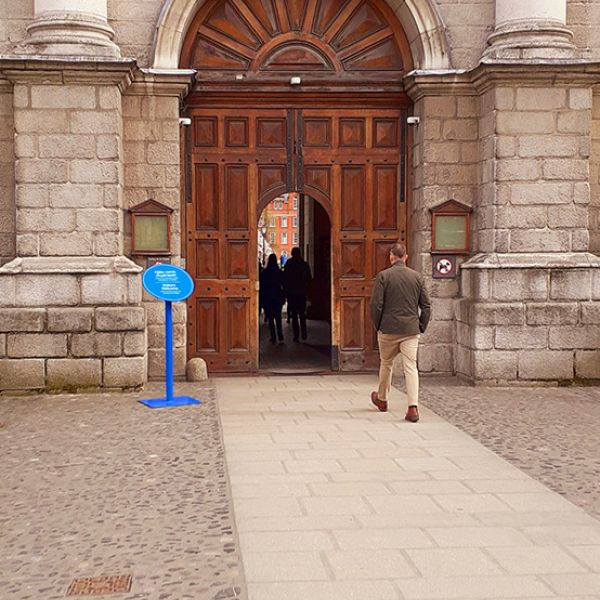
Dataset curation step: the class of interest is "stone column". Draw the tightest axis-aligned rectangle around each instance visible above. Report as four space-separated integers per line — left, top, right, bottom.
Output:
24 0 120 58
485 0 576 59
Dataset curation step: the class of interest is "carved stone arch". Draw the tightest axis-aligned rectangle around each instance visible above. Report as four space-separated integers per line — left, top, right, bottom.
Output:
152 0 452 71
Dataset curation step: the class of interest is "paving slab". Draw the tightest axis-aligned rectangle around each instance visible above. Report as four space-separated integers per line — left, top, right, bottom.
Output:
216 375 600 600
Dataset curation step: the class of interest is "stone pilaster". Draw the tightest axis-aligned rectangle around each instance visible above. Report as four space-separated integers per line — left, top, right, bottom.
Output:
484 0 576 59
0 78 16 266
123 69 194 379
23 0 120 58
408 64 600 384
0 58 149 393
405 73 480 376
457 63 600 384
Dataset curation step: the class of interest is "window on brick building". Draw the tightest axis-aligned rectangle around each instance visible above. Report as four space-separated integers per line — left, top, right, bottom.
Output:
281 216 287 228
281 232 287 244
293 216 298 228
270 232 275 243
293 232 298 245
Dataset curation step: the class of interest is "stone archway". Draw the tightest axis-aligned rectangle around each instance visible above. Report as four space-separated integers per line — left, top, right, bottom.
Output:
151 0 452 71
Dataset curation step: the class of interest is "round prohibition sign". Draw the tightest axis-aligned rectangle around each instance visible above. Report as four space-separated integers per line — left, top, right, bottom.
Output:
435 257 453 275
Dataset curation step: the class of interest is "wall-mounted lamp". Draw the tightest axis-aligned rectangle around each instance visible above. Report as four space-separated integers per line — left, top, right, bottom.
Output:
406 116 420 125
290 76 301 85
179 117 192 126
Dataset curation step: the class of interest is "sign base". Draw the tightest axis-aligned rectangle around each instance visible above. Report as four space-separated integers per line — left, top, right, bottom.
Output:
139 396 201 409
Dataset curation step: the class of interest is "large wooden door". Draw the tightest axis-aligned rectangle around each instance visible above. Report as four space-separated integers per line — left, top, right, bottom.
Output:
181 0 414 373
186 108 291 371
298 108 408 370
186 103 408 372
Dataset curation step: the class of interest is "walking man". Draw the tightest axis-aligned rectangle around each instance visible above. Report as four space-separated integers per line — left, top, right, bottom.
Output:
370 242 431 422
283 247 312 342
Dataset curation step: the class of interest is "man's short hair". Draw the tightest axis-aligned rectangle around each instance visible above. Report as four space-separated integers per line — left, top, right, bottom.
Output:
291 247 301 258
390 242 407 259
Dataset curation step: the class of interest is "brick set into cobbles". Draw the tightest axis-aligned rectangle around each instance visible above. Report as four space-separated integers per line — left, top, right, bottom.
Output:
0 383 246 600
419 378 600 520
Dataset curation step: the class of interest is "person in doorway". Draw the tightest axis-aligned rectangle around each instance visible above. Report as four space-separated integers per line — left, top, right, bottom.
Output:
283 247 312 342
369 242 431 422
259 253 285 343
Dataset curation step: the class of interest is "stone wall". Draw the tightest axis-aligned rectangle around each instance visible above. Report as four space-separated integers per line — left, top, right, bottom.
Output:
13 81 125 257
408 90 480 375
0 80 15 265
436 0 494 68
0 257 146 393
456 256 600 383
481 84 591 255
122 81 187 379
568 0 600 59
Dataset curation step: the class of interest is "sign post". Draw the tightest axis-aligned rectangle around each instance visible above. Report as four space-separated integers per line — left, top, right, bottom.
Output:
139 264 200 409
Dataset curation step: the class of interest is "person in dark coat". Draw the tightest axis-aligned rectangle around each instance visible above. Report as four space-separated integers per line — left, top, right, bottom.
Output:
259 253 285 343
283 247 312 342
369 242 431 423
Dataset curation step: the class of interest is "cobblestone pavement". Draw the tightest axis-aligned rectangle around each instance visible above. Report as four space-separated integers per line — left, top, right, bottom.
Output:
418 379 600 522
0 383 246 600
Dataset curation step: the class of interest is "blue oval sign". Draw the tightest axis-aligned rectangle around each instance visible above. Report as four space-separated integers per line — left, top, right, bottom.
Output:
142 264 194 302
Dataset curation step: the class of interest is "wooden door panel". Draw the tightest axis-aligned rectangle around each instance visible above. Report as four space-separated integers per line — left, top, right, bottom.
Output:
187 108 289 372
373 118 398 147
196 240 219 278
226 240 250 278
195 298 219 352
226 299 250 351
373 165 398 230
225 118 249 147
299 107 407 371
340 298 365 350
256 117 287 147
340 165 366 230
224 165 250 229
258 165 287 197
194 117 218 146
339 118 365 147
341 241 365 278
303 118 331 147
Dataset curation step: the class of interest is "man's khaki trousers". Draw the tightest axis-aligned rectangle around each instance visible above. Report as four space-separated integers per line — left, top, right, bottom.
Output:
376 332 420 407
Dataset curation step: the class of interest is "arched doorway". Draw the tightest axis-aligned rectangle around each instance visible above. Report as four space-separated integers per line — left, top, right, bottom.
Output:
182 0 413 373
258 193 332 373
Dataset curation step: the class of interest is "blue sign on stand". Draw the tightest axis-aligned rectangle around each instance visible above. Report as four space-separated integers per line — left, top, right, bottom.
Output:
139 264 201 409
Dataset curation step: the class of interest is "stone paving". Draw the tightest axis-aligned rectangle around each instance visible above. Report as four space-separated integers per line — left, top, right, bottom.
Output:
0 383 245 600
2 375 600 600
216 375 600 600
419 379 600 521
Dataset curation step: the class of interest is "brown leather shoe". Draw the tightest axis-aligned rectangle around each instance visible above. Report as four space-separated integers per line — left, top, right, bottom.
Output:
405 405 419 422
371 391 387 412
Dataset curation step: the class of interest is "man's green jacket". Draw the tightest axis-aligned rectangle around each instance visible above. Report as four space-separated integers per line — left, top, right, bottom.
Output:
370 261 431 336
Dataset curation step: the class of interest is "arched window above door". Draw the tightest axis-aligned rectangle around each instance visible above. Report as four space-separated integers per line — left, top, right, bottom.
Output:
180 0 414 87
